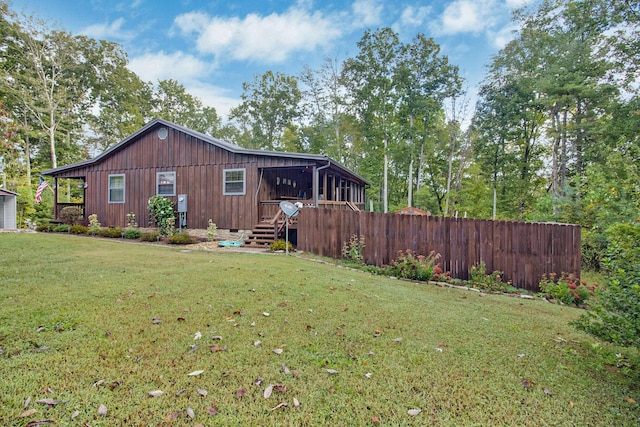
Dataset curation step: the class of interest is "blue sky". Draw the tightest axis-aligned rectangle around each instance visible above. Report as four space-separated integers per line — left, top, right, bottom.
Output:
10 0 533 120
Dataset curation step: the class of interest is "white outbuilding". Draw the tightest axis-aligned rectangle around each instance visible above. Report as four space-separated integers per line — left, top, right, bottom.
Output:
0 188 18 229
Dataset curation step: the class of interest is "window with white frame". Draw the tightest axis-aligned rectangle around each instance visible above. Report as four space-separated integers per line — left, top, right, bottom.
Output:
156 171 176 196
108 174 125 203
223 168 246 195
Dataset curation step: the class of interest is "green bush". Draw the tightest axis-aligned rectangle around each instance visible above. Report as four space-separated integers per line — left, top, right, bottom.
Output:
383 249 440 281
269 239 294 252
88 214 101 235
140 232 160 242
122 228 142 239
167 232 196 245
52 224 70 233
36 223 51 232
69 224 89 235
59 206 83 225
207 219 217 242
538 273 594 306
147 196 176 236
574 223 640 347
469 261 509 292
341 234 365 264
99 227 123 238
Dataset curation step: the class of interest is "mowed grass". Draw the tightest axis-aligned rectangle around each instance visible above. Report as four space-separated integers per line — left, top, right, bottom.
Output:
0 234 638 426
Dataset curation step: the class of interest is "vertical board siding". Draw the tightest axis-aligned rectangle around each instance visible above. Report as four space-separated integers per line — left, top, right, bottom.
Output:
298 209 581 292
49 124 322 230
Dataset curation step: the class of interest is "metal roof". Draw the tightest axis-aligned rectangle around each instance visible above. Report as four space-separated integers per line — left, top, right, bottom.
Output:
41 118 369 185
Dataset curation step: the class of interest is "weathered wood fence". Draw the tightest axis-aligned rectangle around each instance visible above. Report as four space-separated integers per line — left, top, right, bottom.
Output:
297 209 581 292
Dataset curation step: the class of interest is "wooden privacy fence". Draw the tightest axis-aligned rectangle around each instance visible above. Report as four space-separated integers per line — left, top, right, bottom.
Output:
297 209 581 292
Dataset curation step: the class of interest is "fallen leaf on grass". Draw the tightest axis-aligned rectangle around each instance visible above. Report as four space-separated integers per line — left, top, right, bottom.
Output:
187 407 195 419
543 387 553 396
188 370 204 376
254 340 262 347
152 317 162 324
162 412 181 422
254 377 264 386
24 396 31 409
521 378 534 390
211 335 223 340
194 331 202 340
92 379 105 387
371 415 381 423
407 409 422 416
271 402 288 411
326 369 338 374
25 421 54 426
207 403 219 415
282 364 291 374
392 337 403 343
293 398 300 407
625 397 636 404
263 312 270 317
197 389 208 397
148 390 164 397
177 317 186 322
175 389 186 396
108 381 121 389
210 345 227 352
264 385 273 399
236 388 247 398
273 348 283 355
98 404 108 416
35 398 67 407
18 409 37 418
71 410 80 419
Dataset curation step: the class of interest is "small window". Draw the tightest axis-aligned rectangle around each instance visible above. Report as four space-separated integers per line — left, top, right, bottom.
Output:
108 174 125 203
223 168 246 195
156 172 176 196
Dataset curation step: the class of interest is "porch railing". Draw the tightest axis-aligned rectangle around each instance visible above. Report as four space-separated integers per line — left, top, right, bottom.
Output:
259 199 364 222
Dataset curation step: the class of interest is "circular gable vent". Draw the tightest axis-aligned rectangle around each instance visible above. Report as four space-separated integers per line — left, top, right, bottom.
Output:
157 127 168 140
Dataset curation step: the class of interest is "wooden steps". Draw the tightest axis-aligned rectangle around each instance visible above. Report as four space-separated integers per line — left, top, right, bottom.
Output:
244 223 278 246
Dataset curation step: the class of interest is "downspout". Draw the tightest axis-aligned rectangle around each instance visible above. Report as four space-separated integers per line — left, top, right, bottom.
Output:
314 161 331 207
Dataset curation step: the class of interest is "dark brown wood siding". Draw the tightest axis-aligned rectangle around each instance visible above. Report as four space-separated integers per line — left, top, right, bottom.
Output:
49 124 320 230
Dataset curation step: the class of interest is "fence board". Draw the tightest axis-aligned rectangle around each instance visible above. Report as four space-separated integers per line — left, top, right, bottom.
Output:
297 209 581 292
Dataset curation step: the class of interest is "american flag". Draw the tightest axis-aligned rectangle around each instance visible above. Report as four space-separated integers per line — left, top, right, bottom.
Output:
35 176 48 204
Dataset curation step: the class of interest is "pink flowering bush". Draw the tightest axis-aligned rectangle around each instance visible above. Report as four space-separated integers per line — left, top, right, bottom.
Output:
384 249 441 281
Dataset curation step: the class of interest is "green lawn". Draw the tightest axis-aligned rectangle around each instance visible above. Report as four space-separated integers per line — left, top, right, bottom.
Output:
1 233 638 426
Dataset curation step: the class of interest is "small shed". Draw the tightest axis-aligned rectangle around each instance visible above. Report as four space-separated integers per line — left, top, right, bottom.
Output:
396 206 430 216
0 189 18 229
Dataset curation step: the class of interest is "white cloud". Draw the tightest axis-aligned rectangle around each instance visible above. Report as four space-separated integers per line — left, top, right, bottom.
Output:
505 0 534 8
399 5 431 27
128 51 213 83
81 17 135 40
352 0 383 27
183 81 239 119
489 22 520 48
446 0 494 35
173 5 343 63
430 0 499 36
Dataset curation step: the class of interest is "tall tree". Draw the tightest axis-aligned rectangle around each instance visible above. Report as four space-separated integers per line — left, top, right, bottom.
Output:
342 28 403 212
229 71 302 150
153 79 221 136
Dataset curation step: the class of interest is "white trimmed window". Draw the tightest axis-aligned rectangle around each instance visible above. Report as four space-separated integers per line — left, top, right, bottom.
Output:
223 168 246 195
156 172 176 196
108 174 125 203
